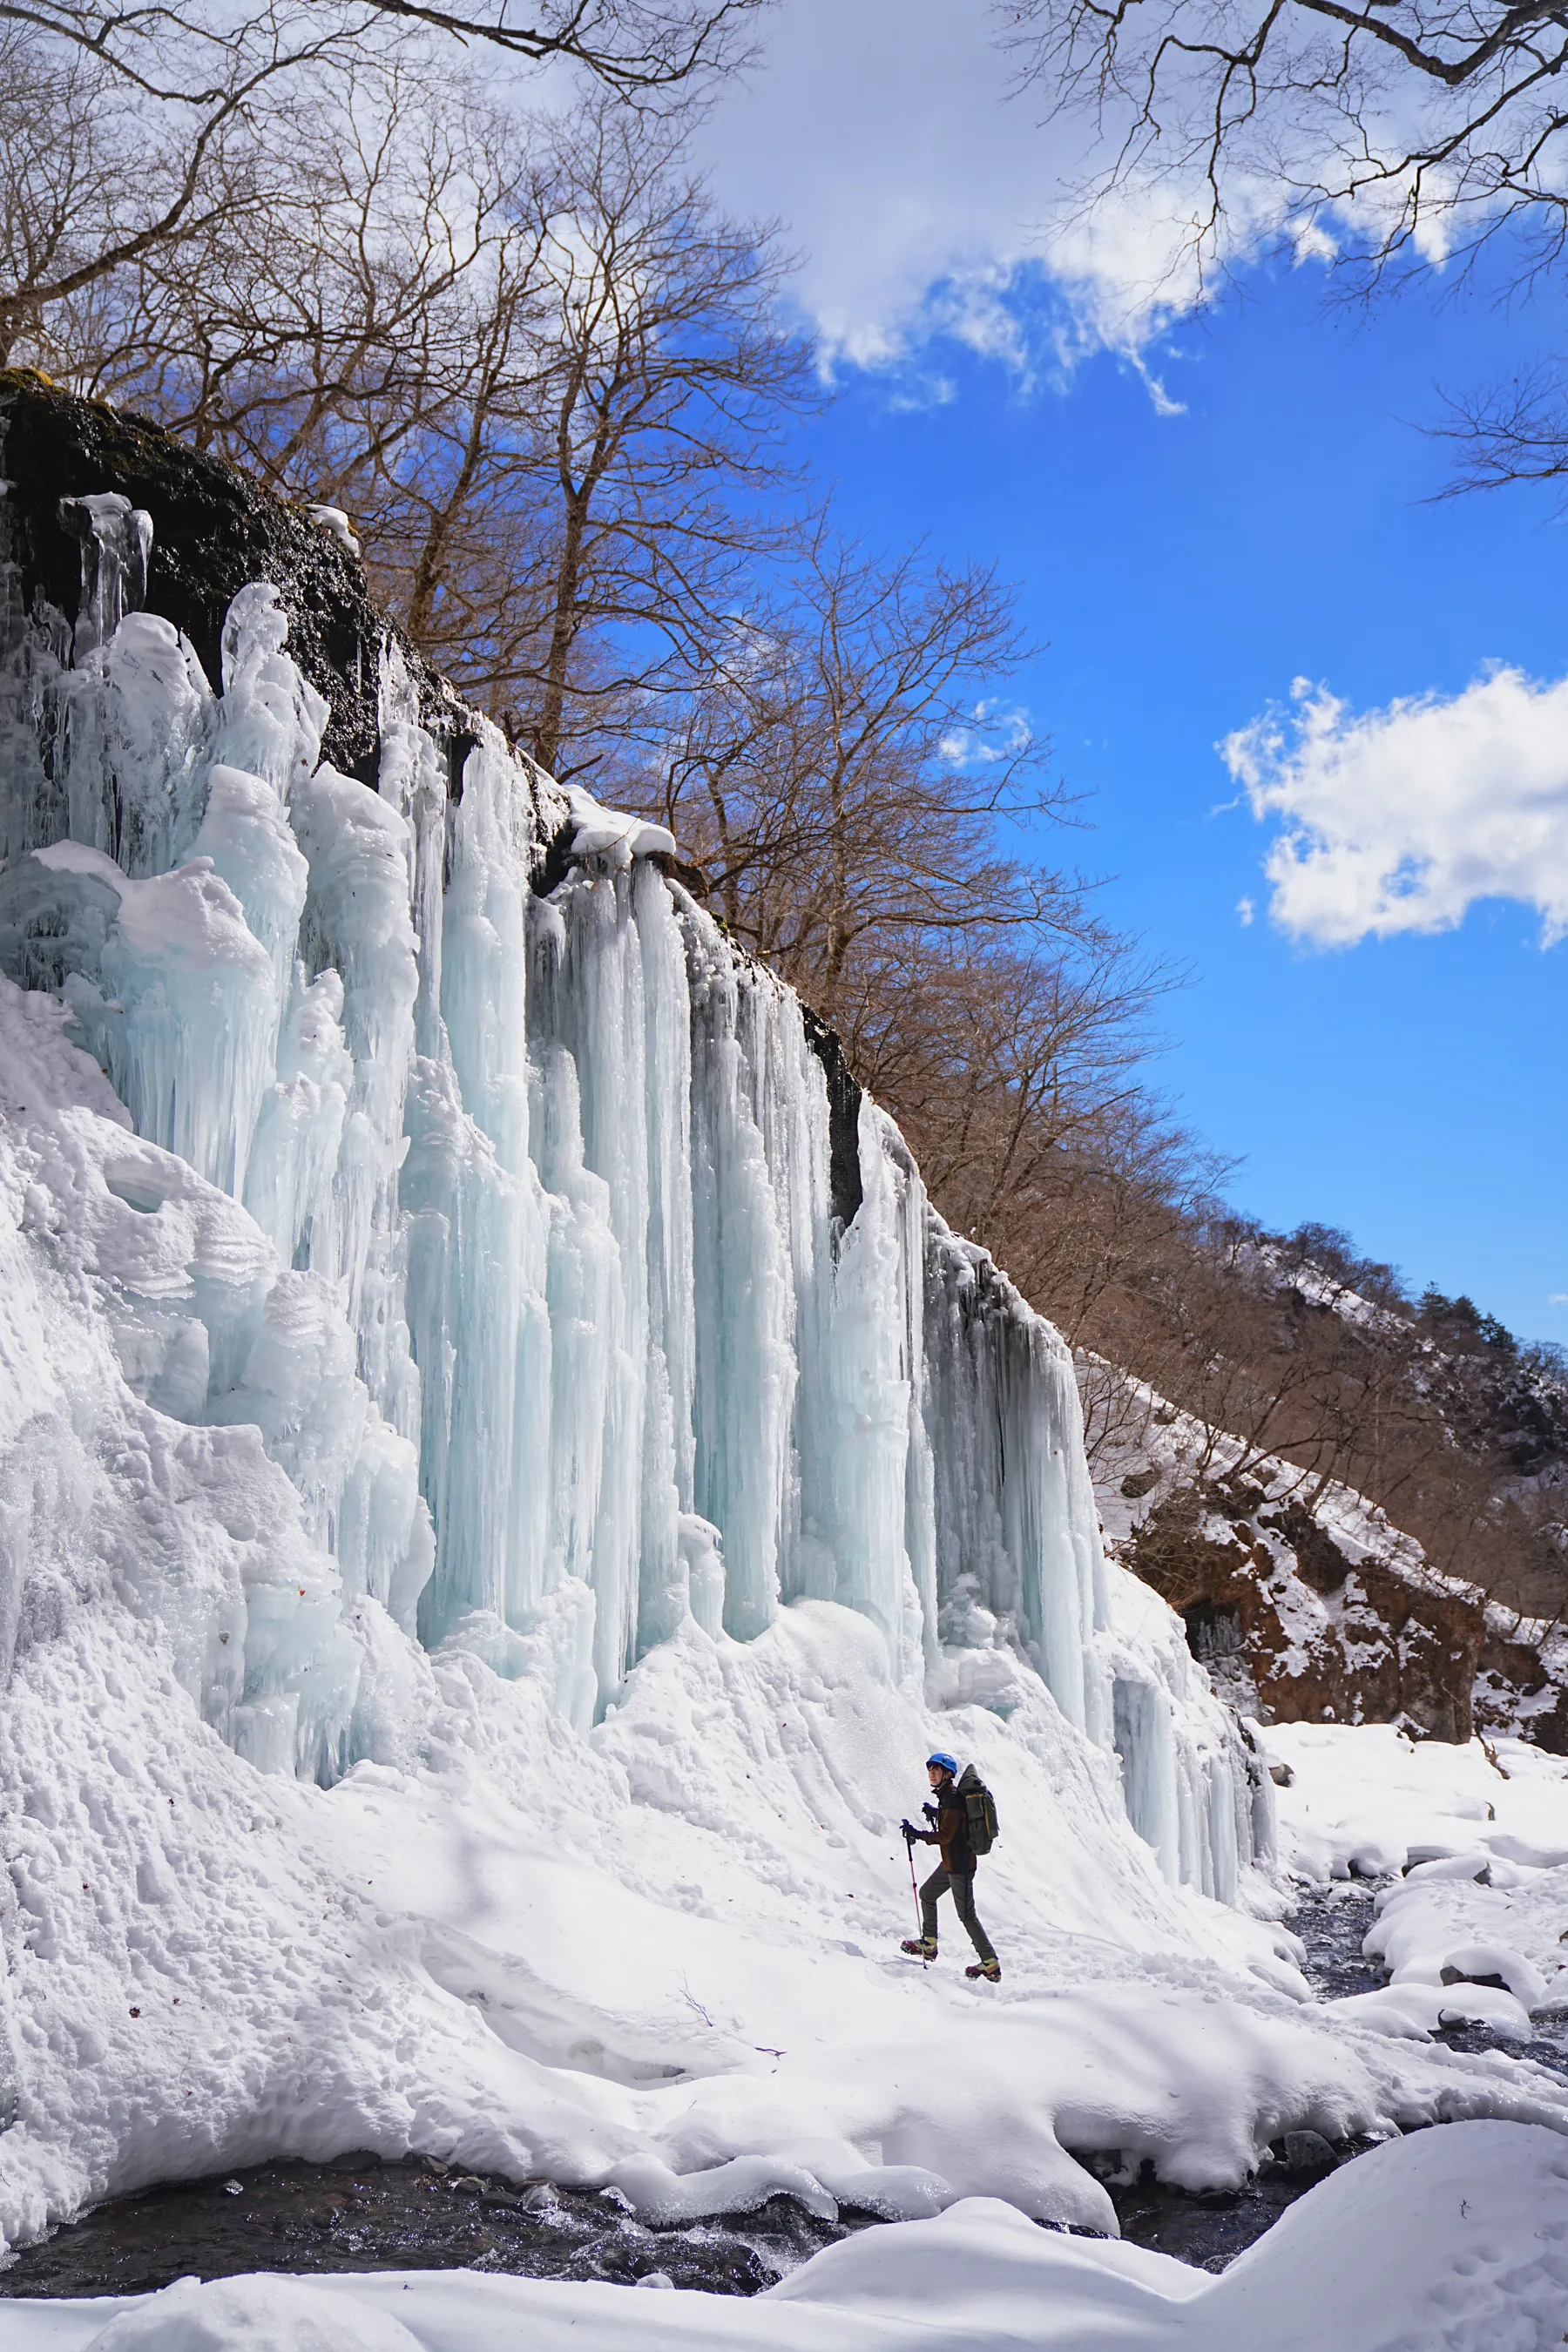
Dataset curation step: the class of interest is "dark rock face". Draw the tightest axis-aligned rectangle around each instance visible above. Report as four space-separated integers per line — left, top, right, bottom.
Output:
800 1000 864 1231
1127 1471 1568 1752
1475 1625 1568 1756
1125 1480 1484 1741
1183 1598 1242 1659
0 371 457 784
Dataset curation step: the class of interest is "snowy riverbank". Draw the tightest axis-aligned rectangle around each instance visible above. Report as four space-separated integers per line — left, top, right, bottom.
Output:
6 1722 1567 2340
1267 1721 1568 2052
5 1616 1568 2252
4 2120 1566 2351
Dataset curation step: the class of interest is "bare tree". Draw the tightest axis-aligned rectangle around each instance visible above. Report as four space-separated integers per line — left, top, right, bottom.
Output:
498 98 814 774
1001 0 1568 296
30 73 811 760
17 0 757 92
635 526 1072 986
55 54 544 447
0 10 384 368
616 526 1188 1334
1425 361 1568 501
0 22 288 369
1 0 760 375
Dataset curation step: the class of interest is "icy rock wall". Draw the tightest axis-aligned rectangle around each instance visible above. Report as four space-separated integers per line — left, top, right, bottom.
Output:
0 478 1265 1899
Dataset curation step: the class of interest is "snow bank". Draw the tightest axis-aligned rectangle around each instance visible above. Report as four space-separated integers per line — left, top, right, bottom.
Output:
3 1564 1565 2254
1267 1721 1568 1882
1268 1721 1568 2046
6 2122 1567 2350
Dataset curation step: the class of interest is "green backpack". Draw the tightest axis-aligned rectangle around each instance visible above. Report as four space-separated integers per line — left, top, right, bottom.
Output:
957 1763 999 1855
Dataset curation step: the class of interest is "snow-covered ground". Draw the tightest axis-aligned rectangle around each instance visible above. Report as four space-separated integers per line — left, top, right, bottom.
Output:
9 1721 1568 2343
1267 1721 1568 2046
6 1625 1568 2239
1269 1719 1568 1882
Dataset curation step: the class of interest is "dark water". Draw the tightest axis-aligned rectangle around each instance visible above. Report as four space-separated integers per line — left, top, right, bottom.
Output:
5 1880 1559 2295
1432 2016 1568 2077
1288 1881 1387 2001
0 2159 869 2300
1292 1881 1568 2090
1098 2166 1337 2268
1095 1883 1381 2269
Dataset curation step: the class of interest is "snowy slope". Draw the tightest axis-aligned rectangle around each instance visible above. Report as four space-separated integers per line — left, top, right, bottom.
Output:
1 456 1566 2265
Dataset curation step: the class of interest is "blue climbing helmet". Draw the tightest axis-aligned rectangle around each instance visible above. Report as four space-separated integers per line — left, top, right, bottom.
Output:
926 1751 958 1777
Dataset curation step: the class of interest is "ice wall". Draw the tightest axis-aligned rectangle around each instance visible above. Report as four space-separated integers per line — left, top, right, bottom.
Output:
0 478 1268 1901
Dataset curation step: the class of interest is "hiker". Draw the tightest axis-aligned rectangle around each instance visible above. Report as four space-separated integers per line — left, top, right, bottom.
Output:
900 1750 1001 1983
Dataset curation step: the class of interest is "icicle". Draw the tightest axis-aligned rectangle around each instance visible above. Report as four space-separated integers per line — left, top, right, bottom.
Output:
634 863 696 1652
58 492 151 662
377 641 450 1064
210 584 327 800
686 935 794 1643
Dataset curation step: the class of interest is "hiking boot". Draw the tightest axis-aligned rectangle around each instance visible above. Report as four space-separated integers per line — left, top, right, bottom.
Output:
965 1957 1002 1983
901 1936 937 1960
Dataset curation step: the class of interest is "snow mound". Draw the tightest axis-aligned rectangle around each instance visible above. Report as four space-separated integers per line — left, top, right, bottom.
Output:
770 2121 1568 2345
83 2274 422 2350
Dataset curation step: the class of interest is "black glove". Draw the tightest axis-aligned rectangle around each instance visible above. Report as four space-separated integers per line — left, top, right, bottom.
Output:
923 1801 939 1822
900 1819 918 1845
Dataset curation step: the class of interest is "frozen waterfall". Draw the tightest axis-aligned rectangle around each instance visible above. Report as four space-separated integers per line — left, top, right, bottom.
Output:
0 468 1269 1904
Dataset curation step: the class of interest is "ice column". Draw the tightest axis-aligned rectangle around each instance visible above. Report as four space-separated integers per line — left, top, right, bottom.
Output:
806 1100 927 1679
923 1228 1109 1728
686 936 796 1640
402 735 552 1649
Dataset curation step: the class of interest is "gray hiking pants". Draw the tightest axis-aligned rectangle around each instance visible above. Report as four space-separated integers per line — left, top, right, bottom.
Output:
920 1866 997 1964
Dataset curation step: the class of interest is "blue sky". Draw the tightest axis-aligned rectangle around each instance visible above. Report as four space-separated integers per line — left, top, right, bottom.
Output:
700 2 1568 1344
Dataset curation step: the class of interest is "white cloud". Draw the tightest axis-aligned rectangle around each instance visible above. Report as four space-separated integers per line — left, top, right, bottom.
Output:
696 0 1294 381
690 0 1518 391
1551 1293 1568 1307
1222 668 1568 947
940 700 1035 768
1236 896 1255 926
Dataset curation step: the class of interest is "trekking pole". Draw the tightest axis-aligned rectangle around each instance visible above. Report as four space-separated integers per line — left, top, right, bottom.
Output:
906 1834 928 1968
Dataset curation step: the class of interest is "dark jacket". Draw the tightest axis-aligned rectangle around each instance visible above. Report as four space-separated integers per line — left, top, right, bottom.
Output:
918 1780 973 1876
